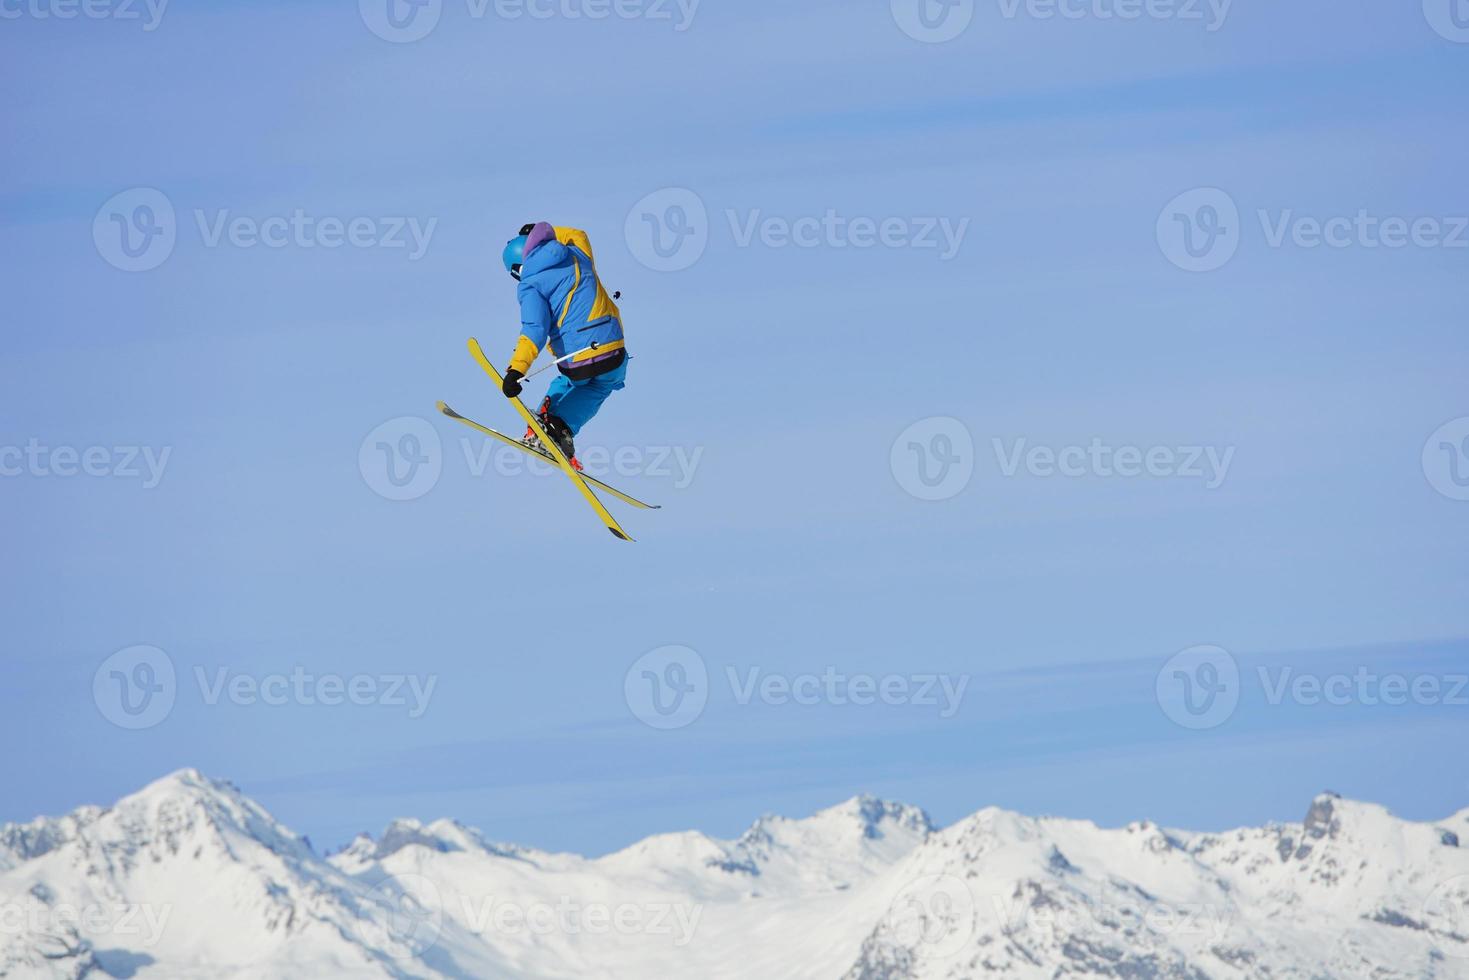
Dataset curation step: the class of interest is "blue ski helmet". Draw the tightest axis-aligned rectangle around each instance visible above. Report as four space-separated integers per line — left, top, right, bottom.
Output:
502 234 527 280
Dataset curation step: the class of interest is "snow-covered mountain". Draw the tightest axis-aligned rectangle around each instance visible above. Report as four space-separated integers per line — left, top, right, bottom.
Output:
2 771 1467 979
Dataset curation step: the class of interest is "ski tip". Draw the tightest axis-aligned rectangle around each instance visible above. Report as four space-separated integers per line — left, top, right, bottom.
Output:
436 401 460 419
609 528 633 542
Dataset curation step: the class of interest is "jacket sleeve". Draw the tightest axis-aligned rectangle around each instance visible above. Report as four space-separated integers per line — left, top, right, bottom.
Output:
511 279 552 374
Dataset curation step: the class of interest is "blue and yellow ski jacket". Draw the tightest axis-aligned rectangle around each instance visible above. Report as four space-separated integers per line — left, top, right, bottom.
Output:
510 223 626 380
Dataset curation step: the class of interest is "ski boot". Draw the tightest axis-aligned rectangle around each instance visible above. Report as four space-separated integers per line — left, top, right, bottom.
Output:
521 398 554 453
523 398 583 471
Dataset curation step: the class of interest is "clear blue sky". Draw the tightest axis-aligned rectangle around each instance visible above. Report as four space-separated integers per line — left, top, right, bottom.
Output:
2 0 1466 856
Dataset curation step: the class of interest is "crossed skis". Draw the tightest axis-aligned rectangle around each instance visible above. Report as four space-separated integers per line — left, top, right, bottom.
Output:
438 338 659 541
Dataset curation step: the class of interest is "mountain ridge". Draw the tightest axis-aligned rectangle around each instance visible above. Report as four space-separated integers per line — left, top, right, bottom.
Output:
2 770 1467 979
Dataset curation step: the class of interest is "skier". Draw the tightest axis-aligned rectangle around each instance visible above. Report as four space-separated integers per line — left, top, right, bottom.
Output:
500 222 628 469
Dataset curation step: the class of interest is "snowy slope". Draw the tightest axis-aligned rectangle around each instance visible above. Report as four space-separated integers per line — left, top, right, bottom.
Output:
2 772 1467 979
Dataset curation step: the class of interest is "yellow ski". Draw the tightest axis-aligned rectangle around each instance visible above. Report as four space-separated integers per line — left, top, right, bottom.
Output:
436 400 661 511
465 338 635 541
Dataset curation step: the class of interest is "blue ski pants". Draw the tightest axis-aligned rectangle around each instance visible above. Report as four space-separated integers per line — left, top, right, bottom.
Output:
543 361 627 435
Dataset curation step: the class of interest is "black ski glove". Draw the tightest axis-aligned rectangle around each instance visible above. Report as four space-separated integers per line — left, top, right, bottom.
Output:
502 369 524 398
